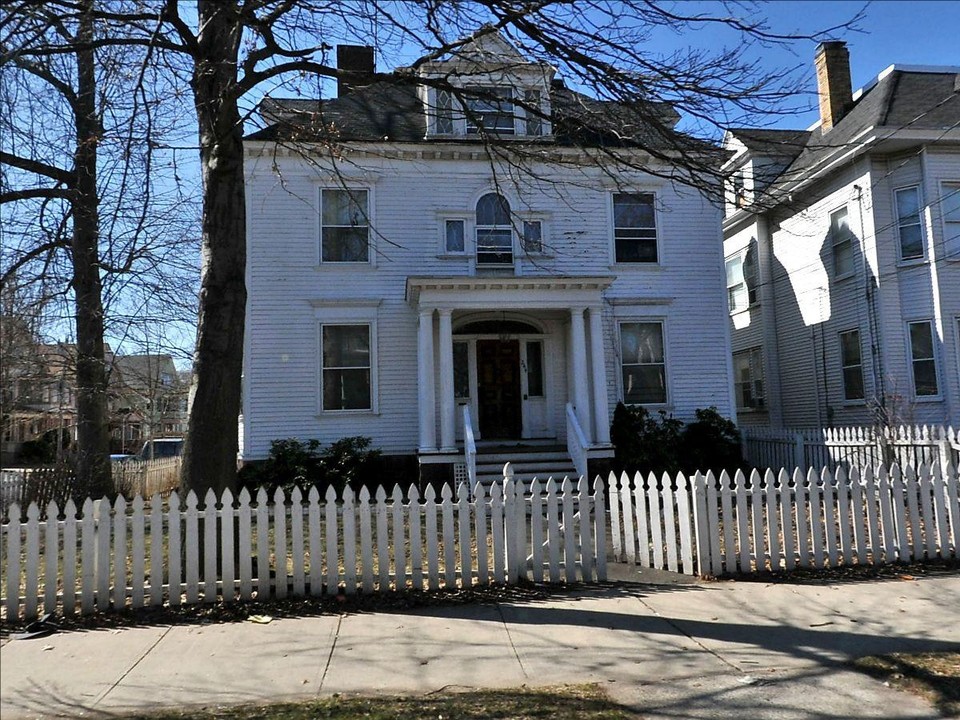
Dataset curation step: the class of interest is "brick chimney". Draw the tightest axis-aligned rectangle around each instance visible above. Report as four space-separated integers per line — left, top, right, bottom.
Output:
337 45 375 97
815 41 853 132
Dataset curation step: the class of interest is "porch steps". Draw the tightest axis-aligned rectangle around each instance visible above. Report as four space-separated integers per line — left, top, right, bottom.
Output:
473 443 579 489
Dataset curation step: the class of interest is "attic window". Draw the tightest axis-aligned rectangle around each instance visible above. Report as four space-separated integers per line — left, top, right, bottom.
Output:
435 89 454 134
466 87 515 135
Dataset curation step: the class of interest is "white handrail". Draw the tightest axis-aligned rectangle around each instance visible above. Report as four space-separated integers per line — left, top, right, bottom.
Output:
463 404 477 496
565 402 589 480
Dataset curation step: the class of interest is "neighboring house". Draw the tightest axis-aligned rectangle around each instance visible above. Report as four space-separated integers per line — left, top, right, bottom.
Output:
241 33 735 484
111 354 188 453
723 42 960 429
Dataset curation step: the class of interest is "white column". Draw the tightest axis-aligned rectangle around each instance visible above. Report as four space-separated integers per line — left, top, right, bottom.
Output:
417 308 437 452
438 309 456 451
569 306 592 443
588 305 611 444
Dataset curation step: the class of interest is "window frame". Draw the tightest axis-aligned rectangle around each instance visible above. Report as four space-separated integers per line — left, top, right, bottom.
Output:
732 346 765 411
617 319 668 406
939 180 960 260
905 319 941 400
314 302 380 415
838 328 866 403
894 185 925 262
829 205 855 280
611 191 660 264
475 192 514 266
464 86 516 136
319 187 373 265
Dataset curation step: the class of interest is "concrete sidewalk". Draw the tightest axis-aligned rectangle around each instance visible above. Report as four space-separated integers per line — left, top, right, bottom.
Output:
1 568 958 719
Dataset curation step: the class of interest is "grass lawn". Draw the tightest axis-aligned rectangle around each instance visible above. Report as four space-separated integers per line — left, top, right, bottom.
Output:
119 684 632 719
854 651 960 717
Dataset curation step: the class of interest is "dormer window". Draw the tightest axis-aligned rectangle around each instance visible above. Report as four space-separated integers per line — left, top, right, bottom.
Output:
466 87 515 135
435 89 454 134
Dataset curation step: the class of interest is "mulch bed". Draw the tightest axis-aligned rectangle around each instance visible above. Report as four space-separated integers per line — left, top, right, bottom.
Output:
719 556 960 585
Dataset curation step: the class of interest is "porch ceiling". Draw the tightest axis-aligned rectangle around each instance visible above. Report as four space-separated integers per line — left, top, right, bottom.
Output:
406 275 615 310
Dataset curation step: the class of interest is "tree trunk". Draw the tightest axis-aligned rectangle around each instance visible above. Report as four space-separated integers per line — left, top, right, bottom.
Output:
181 1 246 495
72 0 112 499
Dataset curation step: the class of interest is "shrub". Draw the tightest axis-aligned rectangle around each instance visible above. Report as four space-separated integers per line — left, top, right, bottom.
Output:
679 407 743 476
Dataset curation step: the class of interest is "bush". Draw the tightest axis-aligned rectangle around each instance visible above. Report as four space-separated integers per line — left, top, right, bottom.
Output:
239 436 381 496
610 403 743 478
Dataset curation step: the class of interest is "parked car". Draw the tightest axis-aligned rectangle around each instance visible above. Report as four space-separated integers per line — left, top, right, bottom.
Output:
135 438 184 461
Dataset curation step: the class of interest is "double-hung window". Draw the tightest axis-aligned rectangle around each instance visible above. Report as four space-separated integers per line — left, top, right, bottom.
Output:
522 220 543 254
619 322 666 404
732 347 764 410
475 193 513 265
941 181 960 258
465 87 515 135
839 329 865 401
895 186 924 261
321 324 372 411
321 188 369 263
725 247 757 313
907 320 939 397
830 206 855 277
613 193 658 263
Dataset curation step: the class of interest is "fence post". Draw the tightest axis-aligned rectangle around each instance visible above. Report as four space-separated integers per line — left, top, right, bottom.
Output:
691 472 712 577
794 433 806 473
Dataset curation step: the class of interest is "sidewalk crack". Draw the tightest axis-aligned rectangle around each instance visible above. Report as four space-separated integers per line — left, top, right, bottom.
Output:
317 613 343 694
496 603 529 680
93 624 173 707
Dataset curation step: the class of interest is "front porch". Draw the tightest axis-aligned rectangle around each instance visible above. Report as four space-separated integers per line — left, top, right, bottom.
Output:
407 276 617 481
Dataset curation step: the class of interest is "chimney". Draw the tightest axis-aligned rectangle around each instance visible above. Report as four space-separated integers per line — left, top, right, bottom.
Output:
815 41 853 132
337 45 375 97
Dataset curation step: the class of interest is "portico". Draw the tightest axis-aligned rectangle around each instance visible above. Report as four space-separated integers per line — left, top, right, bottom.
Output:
407 277 615 465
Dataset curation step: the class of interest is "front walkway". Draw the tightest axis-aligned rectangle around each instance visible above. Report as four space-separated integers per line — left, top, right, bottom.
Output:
2 567 957 719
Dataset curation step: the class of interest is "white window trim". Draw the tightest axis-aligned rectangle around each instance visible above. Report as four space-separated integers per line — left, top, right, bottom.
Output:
609 191 662 266
894 185 926 264
436 212 471 257
732 346 765 412
616 318 670 407
725 250 757 315
829 205 856 281
838 328 866 405
314 301 380 415
939 180 960 261
905 319 941 401
318 186 376 267
518 212 550 257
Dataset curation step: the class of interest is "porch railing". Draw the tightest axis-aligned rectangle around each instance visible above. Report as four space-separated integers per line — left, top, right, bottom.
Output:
463 404 478 496
565 402 588 480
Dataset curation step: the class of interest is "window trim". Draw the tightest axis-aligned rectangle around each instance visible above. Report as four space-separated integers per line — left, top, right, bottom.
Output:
610 191 660 265
314 303 380 415
732 346 765 412
829 205 856 280
905 319 941 401
725 246 757 314
838 328 866 404
475 192 515 266
617 319 669 406
939 180 960 261
437 214 470 257
894 185 925 263
318 186 374 266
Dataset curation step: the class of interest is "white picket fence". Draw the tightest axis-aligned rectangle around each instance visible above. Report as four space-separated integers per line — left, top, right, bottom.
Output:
609 463 960 577
0 474 607 622
741 424 959 475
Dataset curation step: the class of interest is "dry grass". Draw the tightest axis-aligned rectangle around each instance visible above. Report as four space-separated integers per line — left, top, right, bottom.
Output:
117 683 632 720
854 651 960 717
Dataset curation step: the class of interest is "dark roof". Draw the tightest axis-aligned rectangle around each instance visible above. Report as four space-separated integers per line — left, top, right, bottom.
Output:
760 69 960 196
248 77 692 151
726 128 811 158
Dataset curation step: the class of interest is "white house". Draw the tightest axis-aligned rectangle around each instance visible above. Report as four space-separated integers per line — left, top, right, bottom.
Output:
723 42 960 429
241 34 734 485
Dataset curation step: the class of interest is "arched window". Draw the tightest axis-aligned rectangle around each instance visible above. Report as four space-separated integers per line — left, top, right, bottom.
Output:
476 193 512 265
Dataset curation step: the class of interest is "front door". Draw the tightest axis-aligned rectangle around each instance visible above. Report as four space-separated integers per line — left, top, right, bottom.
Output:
477 339 522 439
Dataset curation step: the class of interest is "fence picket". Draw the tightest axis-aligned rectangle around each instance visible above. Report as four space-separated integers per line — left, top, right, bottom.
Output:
342 488 357 594
408 486 423 590
530 479 544 583
749 470 765 572
168 493 182 606
392 486 406 589
62 499 77 614
111 497 127 610
661 477 678 574
618 473 634 564
719 471 735 573
24 503 39 619
222 489 237 601
593 476 607 582
863 467 882 563
807 469 825 569
561 477 576 582
734 470 750 572
256 488 270 597
876 467 896 564
849 468 867 564
238 488 253 599
44 500 59 614
457 482 472 588
131 497 145 609
289 487 304 597
325 486 339 593
633 473 649 567
184 492 199 604
835 467 853 565
930 465 950 558
359 487 374 593
149 497 163 606
675 473 694 575
308 487 322 595
705 471 722 576
905 466 923 560
80 499 96 614
821 468 836 568
778 470 795 571
376 486 390 590
96 498 111 611
608 473 622 561
766 470 781 572
7 505 22 619
648 474 665 570
474 483 488 585
544 479 559 583
946 467 960 559
441 484 456 589
579 477 594 580
793 469 808 568
203 489 218 602
918 467 936 559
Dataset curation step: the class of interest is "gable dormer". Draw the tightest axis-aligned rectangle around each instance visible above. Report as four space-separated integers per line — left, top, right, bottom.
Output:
416 32 555 139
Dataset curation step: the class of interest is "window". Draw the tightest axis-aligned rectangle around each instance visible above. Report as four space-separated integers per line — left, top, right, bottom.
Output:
321 324 371 410
731 170 746 208
321 189 369 262
613 193 658 263
522 220 543 253
907 321 939 397
475 193 513 265
525 340 544 397
725 246 757 313
830 206 855 277
445 219 465 253
523 89 542 136
839 330 865 401
465 87 515 135
619 322 666 404
895 186 924 260
435 89 454 134
453 341 469 399
733 347 764 410
941 182 960 258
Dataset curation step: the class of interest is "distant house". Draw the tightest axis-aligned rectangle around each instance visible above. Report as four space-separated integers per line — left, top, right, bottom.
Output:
111 354 188 453
723 42 960 428
241 33 735 485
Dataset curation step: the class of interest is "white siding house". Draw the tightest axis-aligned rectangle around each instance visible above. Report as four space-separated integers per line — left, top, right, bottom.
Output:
242 34 734 482
723 42 960 429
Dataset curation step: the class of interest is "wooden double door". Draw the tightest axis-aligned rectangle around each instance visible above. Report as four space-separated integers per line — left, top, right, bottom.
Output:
476 339 522 439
